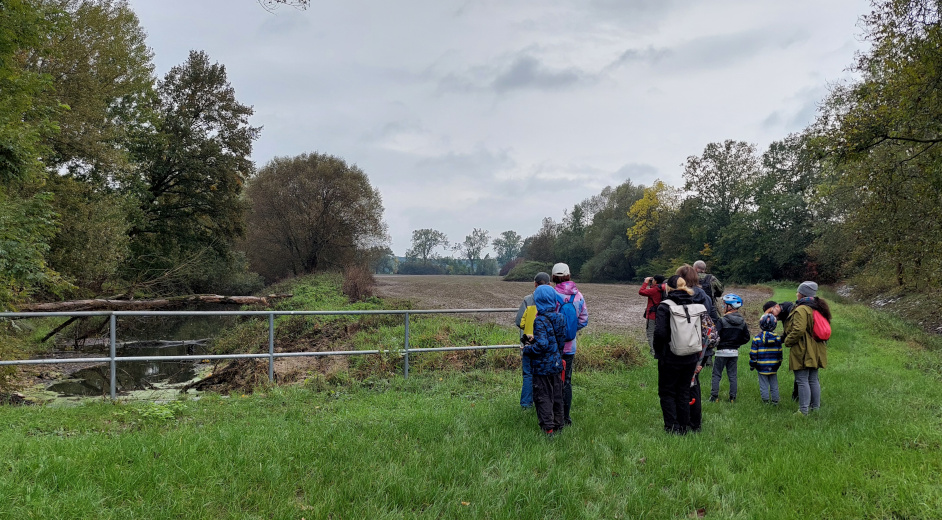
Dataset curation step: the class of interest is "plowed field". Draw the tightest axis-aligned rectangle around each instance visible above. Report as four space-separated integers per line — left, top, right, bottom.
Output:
374 275 773 333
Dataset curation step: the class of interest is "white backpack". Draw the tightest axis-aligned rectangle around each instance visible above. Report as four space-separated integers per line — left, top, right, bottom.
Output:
663 300 708 356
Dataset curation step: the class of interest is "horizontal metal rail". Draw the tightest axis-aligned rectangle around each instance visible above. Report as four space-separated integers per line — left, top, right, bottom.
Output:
0 308 521 400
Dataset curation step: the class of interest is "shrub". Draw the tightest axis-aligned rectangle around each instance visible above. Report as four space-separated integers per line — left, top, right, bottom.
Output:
499 257 522 276
502 261 553 282
342 265 375 301
397 261 446 275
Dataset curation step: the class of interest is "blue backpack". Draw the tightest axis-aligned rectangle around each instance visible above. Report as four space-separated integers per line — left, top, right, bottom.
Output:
557 294 582 342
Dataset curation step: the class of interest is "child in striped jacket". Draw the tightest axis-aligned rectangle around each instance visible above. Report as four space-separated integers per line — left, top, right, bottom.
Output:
750 314 784 405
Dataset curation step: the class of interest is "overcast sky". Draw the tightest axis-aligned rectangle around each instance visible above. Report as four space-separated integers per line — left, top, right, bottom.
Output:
129 0 871 257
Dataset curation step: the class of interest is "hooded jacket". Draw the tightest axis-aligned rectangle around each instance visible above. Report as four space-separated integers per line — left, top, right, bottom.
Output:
783 297 828 370
554 281 589 355
715 311 751 357
653 289 701 365
522 285 567 376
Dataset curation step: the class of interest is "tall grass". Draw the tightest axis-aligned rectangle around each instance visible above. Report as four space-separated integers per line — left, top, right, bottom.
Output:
1 287 941 518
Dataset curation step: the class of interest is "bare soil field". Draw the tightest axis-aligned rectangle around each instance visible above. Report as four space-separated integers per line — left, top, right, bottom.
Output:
375 275 773 333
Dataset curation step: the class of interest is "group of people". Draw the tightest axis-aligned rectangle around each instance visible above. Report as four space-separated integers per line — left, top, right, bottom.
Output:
640 263 832 434
513 263 588 436
513 259 832 437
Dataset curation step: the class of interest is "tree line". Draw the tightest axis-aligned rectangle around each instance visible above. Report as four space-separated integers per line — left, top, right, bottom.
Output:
1 0 388 309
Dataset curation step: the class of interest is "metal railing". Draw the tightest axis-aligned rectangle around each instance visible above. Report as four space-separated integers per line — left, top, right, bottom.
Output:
0 308 520 400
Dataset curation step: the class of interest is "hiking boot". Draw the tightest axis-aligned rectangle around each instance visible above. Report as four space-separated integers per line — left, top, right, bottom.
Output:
708 396 718 403
729 397 736 403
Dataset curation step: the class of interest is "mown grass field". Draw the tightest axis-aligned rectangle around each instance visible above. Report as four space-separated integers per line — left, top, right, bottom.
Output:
1 286 941 519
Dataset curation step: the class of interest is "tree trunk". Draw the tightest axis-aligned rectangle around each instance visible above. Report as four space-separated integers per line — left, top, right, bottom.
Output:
18 294 290 312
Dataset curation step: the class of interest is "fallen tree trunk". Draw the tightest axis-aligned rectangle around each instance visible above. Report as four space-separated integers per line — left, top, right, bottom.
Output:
18 294 292 312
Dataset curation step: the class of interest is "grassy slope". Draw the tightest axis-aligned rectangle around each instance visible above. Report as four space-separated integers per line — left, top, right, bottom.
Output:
1 288 941 519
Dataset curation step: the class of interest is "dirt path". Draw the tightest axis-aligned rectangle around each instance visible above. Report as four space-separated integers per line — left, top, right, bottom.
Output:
375 275 773 333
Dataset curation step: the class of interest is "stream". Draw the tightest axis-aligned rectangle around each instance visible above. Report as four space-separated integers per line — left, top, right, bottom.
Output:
40 313 239 399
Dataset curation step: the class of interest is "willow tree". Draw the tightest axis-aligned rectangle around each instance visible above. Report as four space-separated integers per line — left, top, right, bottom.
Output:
244 153 388 281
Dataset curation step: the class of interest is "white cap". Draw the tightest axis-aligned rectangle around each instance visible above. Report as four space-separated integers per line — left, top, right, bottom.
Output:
552 263 570 276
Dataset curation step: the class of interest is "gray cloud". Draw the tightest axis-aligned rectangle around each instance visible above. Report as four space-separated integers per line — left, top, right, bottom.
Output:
610 27 810 74
761 85 828 131
439 53 592 94
492 56 583 92
415 147 517 178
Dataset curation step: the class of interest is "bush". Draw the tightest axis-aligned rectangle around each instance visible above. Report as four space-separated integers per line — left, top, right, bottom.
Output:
499 257 522 276
502 261 553 282
342 265 376 301
397 261 445 275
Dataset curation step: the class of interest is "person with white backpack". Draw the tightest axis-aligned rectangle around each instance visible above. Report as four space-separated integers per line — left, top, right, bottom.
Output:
653 275 706 435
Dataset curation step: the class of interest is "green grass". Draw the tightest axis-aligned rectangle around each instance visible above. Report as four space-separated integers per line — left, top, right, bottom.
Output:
1 287 941 518
212 274 647 384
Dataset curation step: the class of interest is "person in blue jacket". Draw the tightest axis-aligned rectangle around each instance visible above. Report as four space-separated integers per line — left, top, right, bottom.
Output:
522 284 568 436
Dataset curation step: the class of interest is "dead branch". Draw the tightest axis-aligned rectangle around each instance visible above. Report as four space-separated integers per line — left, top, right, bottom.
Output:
18 294 292 313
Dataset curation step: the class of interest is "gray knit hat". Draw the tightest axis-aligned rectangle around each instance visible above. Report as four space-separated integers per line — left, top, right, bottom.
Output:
797 281 818 298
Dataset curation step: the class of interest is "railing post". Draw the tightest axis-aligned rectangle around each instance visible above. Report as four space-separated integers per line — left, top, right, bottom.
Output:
268 313 275 382
109 313 117 400
403 312 410 379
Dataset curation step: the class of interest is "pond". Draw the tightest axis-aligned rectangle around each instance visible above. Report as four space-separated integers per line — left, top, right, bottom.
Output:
47 340 212 397
42 312 241 399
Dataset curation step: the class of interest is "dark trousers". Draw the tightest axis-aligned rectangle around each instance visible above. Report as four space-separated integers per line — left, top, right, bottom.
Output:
657 360 697 434
532 373 564 432
690 369 702 430
562 353 574 423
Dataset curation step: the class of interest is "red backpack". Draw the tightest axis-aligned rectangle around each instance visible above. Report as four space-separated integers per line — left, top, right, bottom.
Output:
812 310 831 341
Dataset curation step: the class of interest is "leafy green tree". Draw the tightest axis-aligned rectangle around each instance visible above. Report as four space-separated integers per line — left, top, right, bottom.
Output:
0 0 69 306
683 140 759 230
522 217 557 263
0 0 59 184
491 230 523 267
128 50 259 289
46 175 130 294
554 205 592 276
406 229 449 265
815 0 942 288
244 152 388 281
28 0 155 179
576 181 644 281
454 228 490 275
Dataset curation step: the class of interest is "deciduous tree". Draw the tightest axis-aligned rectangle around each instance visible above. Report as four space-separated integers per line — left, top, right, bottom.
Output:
28 0 155 180
128 50 259 288
454 228 490 275
244 152 388 281
491 230 522 267
406 229 448 265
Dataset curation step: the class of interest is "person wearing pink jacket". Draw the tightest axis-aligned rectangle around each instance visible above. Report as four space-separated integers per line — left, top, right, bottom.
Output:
551 262 589 427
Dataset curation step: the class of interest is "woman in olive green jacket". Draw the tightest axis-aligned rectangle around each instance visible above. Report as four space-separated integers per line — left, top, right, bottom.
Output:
783 281 831 415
